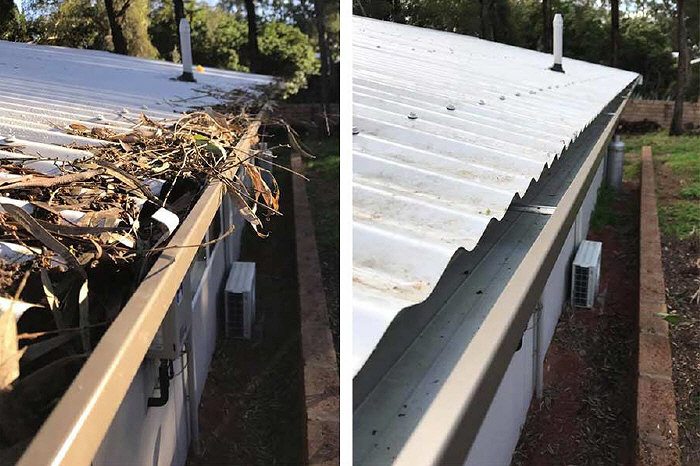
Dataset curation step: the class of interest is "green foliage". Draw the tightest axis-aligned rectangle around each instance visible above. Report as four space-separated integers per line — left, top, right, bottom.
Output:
623 132 700 238
655 312 683 325
659 201 700 238
190 4 247 70
619 16 674 99
28 0 111 49
623 158 640 182
303 135 339 252
149 2 319 95
121 0 158 58
590 184 617 231
556 0 609 65
258 22 319 96
0 0 26 40
679 182 700 199
147 0 177 61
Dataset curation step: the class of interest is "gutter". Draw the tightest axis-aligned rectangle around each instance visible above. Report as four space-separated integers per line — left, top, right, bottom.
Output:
391 85 636 466
16 115 264 466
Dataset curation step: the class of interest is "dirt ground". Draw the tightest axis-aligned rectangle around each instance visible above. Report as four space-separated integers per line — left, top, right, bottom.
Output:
655 160 700 465
187 155 304 466
664 234 700 465
512 181 639 466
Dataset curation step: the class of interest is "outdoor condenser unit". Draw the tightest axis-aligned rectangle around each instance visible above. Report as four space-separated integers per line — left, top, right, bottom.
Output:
571 240 603 309
224 261 256 339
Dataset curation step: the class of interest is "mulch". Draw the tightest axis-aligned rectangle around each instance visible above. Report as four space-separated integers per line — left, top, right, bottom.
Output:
664 234 700 465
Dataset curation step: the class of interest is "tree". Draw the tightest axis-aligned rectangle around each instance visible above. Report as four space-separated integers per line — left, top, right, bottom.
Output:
258 21 319 96
313 0 331 107
104 0 129 54
671 0 689 135
610 0 620 66
244 0 259 71
173 0 185 54
542 0 552 52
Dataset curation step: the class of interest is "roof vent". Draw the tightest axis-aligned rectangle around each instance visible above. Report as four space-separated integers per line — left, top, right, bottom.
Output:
550 13 565 73
178 19 196 82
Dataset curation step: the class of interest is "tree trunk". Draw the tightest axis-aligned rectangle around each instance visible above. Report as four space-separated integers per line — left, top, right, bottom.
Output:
313 0 330 108
542 0 552 52
244 0 259 72
104 0 128 55
610 0 620 67
671 0 688 136
479 0 493 41
173 0 185 55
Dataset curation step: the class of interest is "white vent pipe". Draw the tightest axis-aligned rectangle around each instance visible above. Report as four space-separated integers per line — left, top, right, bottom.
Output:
551 13 564 73
179 19 196 82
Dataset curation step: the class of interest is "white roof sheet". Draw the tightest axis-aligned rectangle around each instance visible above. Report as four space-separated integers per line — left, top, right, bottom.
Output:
352 16 638 374
0 40 272 160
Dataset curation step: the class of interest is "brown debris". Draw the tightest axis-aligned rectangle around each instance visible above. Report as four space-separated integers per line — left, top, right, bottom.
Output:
0 106 284 453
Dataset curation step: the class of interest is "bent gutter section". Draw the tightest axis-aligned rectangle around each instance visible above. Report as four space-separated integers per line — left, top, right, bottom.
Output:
16 117 263 466
392 87 635 466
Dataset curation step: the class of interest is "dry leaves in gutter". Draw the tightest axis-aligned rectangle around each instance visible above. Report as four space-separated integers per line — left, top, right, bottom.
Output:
0 107 286 452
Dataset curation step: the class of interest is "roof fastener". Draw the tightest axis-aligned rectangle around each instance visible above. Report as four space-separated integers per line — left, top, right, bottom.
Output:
407 112 418 119
446 104 455 111
499 96 505 100
96 114 105 121
352 127 360 135
4 134 16 144
515 92 521 96
478 100 485 105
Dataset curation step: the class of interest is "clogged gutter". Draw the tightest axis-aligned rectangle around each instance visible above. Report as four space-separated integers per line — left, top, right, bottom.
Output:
0 105 280 454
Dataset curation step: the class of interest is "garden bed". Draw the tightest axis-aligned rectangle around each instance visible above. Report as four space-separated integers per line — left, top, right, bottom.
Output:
624 132 700 465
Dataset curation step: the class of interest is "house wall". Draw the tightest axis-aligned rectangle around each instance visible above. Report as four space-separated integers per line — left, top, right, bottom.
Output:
465 154 607 466
92 195 247 466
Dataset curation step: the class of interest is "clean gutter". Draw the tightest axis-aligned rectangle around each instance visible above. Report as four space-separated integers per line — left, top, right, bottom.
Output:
391 84 636 465
15 116 263 466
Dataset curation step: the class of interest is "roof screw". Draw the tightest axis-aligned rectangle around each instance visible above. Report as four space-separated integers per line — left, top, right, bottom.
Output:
121 107 129 114
352 127 360 135
407 112 418 120
142 104 149 110
4 134 16 144
478 100 485 105
96 114 105 121
446 104 455 111
515 92 521 97
529 90 536 94
499 95 506 101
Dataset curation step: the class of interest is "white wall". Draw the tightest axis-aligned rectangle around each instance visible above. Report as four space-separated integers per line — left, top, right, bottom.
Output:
465 157 606 466
92 198 245 466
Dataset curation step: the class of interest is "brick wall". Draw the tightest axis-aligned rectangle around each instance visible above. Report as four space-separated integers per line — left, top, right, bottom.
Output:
622 99 700 128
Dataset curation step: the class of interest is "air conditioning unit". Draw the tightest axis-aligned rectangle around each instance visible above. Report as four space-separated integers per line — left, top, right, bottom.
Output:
148 279 192 359
571 240 602 308
224 262 256 339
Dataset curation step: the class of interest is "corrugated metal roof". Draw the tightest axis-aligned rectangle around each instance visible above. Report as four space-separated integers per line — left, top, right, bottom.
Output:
352 16 638 374
0 39 272 161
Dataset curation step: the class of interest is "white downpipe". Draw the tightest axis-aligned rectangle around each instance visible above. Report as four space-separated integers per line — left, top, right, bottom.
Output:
179 19 196 82
552 13 564 73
